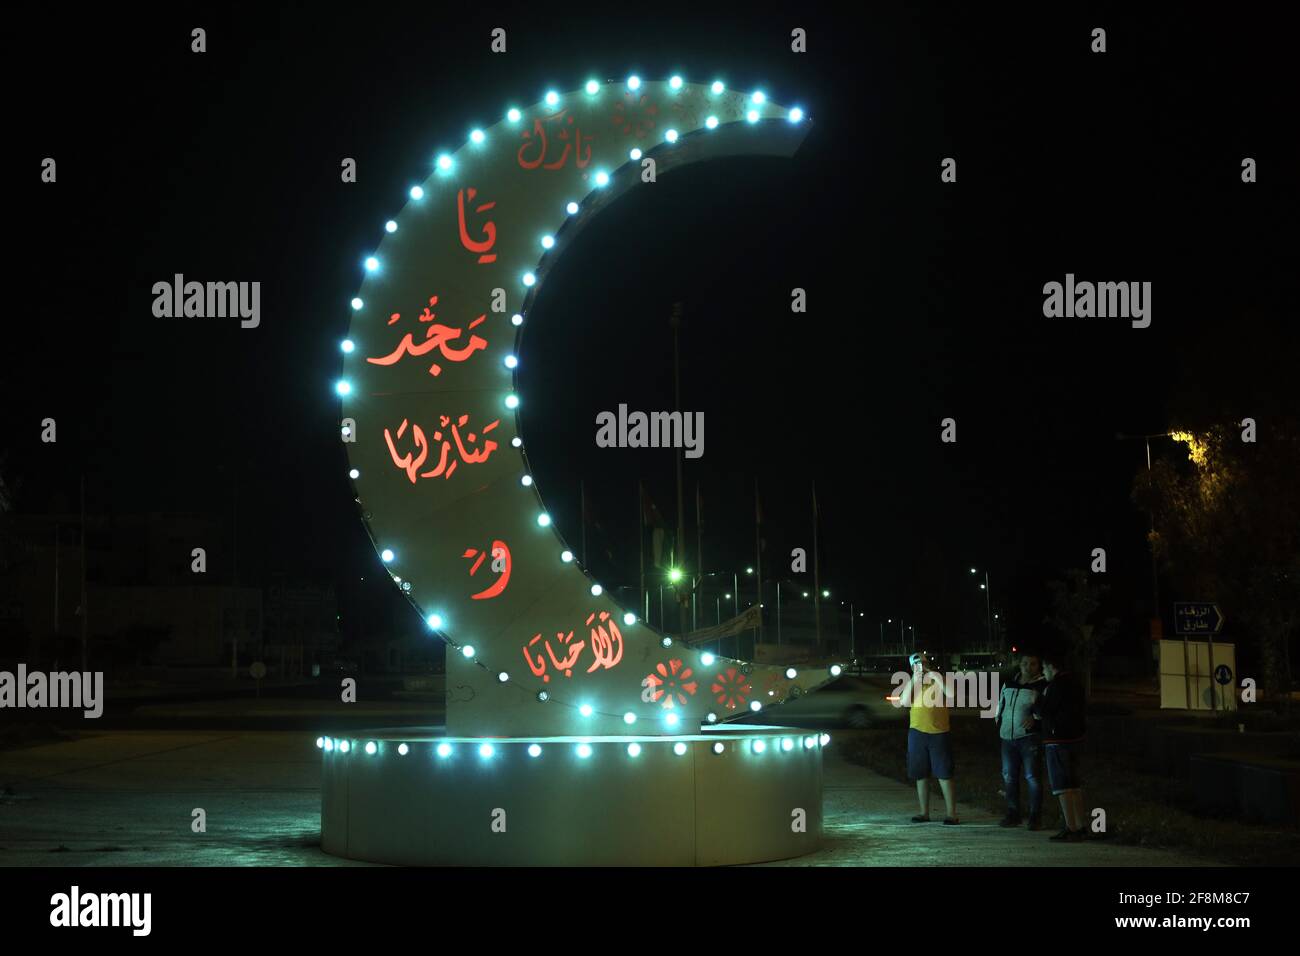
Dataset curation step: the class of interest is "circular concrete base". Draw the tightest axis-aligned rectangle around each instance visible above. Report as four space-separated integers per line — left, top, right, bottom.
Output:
320 725 824 865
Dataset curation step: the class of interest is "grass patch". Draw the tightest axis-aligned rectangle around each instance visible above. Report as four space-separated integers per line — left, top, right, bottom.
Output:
839 720 1300 866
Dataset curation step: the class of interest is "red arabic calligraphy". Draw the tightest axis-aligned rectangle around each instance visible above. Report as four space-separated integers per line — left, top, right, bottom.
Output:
366 295 488 377
457 188 498 264
521 610 624 682
462 539 512 600
517 109 593 171
383 414 500 483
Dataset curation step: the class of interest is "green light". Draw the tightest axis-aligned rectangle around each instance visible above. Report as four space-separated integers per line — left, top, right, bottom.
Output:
669 567 683 583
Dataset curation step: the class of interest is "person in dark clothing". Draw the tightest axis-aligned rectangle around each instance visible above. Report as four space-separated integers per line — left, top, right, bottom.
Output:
1035 650 1087 842
995 651 1048 829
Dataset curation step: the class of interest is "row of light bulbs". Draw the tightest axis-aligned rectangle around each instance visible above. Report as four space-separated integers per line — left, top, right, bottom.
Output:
318 733 831 759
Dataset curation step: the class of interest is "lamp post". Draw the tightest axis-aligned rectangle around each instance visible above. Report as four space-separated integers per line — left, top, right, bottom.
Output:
970 567 993 649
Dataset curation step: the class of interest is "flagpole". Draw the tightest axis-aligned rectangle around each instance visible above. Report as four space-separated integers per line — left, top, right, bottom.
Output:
754 478 764 649
638 480 646 623
812 481 821 645
671 302 687 636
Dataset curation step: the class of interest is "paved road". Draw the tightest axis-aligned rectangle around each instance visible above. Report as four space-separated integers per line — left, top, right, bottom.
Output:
0 730 1214 866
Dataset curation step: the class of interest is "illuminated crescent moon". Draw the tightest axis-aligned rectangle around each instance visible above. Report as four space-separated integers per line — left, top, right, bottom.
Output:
339 76 832 738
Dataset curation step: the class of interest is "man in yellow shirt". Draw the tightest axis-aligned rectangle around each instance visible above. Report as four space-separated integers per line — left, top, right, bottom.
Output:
898 652 959 824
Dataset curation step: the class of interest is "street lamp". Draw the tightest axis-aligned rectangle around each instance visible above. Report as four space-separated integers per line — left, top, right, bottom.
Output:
970 567 993 648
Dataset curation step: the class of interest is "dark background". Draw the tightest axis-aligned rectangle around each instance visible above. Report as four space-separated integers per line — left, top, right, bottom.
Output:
5 4 1294 658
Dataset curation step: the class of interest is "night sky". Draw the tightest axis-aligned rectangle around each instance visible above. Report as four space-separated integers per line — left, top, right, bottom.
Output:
7 6 1294 653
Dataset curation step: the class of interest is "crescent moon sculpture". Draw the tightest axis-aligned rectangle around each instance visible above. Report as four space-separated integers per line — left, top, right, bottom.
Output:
323 74 837 866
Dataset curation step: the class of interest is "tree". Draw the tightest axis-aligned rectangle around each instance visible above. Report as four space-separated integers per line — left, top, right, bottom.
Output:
1133 420 1300 707
1044 568 1118 700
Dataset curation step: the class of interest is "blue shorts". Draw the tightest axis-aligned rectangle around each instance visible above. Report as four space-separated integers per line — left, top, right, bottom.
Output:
1045 742 1083 794
907 728 954 780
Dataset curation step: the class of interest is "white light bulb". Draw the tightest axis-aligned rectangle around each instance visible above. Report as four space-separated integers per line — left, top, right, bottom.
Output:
365 741 377 755
665 129 678 143
580 704 593 717
398 743 409 756
788 107 803 123
462 645 475 658
505 354 519 369
627 75 641 90
750 700 762 712
426 613 442 629
782 738 794 752
820 733 831 745
470 129 485 144
479 744 494 758
536 513 550 527
498 672 509 683
713 742 724 754
409 185 424 200
545 90 559 106
316 737 324 748
507 108 521 122
701 653 715 666
340 339 354 353
350 297 363 310
594 171 609 186
830 664 843 677
786 668 798 679
348 468 359 479
541 235 554 249
511 313 523 326
560 550 573 562
752 91 765 104
506 395 520 409
752 740 766 754
627 743 641 757
665 713 680 727
673 742 687 756
624 712 636 724
380 549 394 562
585 80 599 94
566 201 579 214
747 110 759 123
364 257 379 272
661 637 673 648
511 436 522 447
711 80 724 94
522 272 536 287
630 148 642 160
385 220 397 233
705 116 718 129
707 713 717 723
437 154 453 171
670 75 683 89
590 584 602 596
520 474 532 486
528 743 542 757
339 740 351 753
437 743 452 758
623 612 636 626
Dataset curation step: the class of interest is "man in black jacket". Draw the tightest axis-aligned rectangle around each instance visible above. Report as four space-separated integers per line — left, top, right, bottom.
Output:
1035 650 1087 842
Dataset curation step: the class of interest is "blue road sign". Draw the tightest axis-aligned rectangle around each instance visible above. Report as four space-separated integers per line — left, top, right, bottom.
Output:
1174 602 1225 636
